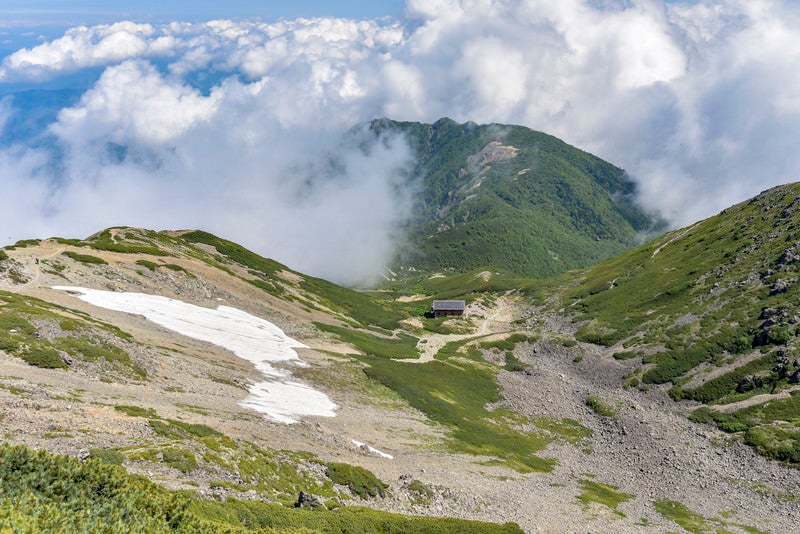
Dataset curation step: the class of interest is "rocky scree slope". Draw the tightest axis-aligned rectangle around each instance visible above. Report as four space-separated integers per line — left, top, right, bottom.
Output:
541 182 800 466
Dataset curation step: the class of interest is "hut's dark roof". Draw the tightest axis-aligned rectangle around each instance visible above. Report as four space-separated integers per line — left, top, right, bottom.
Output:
432 300 466 311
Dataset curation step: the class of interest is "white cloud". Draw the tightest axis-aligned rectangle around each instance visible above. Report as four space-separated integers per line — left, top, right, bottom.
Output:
0 21 158 79
1 1 800 281
51 60 220 146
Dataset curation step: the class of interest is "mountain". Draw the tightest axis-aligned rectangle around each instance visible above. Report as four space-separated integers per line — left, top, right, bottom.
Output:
1 191 799 532
540 182 800 465
367 118 661 279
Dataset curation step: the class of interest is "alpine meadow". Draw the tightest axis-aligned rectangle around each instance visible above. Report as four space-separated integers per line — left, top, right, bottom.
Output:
2 1 800 533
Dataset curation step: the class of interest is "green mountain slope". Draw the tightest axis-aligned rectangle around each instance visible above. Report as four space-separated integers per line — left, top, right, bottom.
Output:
368 118 661 278
549 183 800 464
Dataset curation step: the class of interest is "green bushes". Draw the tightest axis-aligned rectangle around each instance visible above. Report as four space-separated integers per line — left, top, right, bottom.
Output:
0 442 522 533
0 443 200 533
574 321 620 346
680 353 777 403
503 352 527 372
326 462 387 499
585 396 619 417
181 230 281 275
690 394 800 465
745 426 800 463
479 333 536 352
162 448 198 473
87 230 169 256
55 336 146 378
194 498 524 533
21 345 66 369
642 327 753 385
149 418 221 440
62 251 107 265
135 259 159 271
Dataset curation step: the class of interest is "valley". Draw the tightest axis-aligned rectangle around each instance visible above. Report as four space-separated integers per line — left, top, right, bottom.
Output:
1 219 798 532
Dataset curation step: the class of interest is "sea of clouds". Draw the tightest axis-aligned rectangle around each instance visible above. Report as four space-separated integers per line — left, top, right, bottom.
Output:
1 0 799 284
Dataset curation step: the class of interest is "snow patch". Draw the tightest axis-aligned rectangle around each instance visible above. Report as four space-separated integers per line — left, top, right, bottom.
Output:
351 439 393 459
52 286 337 423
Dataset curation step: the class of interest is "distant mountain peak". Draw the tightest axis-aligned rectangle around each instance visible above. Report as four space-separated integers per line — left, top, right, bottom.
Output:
366 117 663 278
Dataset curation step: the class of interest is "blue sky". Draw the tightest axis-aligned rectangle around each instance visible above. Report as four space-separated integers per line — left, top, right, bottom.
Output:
0 1 798 283
0 1 406 25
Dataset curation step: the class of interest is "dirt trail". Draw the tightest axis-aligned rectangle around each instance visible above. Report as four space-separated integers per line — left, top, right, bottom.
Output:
409 297 517 364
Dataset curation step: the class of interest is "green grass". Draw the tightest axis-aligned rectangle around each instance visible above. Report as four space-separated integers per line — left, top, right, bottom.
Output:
362 356 558 472
88 448 125 465
654 500 721 534
577 479 633 517
114 405 157 418
654 499 768 534
315 322 419 359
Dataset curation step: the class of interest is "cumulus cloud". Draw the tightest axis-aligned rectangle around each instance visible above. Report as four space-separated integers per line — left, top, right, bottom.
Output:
1 1 800 283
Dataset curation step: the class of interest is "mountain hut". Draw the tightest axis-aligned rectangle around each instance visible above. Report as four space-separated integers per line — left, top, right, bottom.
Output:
431 300 466 318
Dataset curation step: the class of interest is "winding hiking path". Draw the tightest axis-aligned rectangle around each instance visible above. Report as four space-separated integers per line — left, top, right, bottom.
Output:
409 297 517 364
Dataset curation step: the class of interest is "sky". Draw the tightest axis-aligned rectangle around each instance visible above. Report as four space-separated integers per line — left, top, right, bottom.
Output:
0 0 799 285
0 1 406 25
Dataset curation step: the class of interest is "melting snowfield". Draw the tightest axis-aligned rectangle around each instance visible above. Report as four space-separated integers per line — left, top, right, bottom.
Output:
53 286 337 423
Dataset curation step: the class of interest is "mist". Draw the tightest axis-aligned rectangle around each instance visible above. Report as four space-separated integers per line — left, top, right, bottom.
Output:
1 1 799 283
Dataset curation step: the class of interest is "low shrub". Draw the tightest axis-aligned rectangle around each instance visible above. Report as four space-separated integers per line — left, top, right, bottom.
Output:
326 462 387 499
62 251 107 265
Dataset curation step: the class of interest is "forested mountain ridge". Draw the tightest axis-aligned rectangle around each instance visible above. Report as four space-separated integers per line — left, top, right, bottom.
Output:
367 117 662 278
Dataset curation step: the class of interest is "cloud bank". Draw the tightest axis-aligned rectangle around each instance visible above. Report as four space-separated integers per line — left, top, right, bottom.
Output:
1 1 799 283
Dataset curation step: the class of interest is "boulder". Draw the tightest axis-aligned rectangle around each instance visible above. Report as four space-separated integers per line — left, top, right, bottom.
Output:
296 491 324 509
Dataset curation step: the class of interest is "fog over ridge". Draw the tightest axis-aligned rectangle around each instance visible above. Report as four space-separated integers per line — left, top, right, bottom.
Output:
0 0 798 284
